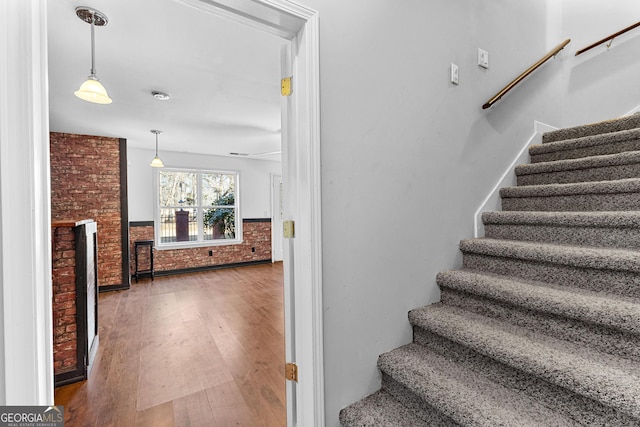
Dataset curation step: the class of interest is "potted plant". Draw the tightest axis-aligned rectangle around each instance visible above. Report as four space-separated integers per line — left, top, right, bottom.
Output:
203 190 235 239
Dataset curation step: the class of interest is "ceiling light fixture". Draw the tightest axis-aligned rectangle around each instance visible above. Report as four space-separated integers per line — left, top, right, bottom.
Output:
74 7 112 104
150 130 165 168
152 91 171 101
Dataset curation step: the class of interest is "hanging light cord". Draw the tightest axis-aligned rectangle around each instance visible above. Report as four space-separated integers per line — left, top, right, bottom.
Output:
90 11 97 77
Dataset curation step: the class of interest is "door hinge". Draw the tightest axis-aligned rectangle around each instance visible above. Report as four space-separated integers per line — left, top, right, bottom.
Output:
285 362 298 382
281 76 292 96
283 220 295 238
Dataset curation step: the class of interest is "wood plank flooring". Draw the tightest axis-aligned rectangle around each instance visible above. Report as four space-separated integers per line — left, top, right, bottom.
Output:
55 263 286 426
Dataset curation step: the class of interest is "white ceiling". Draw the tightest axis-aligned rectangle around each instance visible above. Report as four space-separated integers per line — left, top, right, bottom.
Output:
47 0 283 161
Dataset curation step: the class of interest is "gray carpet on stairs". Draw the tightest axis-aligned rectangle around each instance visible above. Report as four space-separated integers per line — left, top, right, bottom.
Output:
482 210 640 249
542 112 640 143
516 150 640 185
530 127 640 163
339 114 640 426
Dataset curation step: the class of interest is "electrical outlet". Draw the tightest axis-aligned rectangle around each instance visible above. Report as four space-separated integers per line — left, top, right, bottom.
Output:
478 48 489 69
208 250 213 256
450 63 459 85
251 247 256 253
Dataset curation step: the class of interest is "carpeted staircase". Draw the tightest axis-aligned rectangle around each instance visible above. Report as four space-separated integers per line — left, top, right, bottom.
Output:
340 114 640 426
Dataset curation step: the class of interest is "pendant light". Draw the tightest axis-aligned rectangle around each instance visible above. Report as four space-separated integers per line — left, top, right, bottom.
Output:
150 130 165 168
74 7 112 104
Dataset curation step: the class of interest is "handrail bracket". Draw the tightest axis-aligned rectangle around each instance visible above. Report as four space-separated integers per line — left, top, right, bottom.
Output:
606 37 615 49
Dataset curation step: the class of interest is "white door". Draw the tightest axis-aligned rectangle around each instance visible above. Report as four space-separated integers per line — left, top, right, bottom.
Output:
271 173 284 261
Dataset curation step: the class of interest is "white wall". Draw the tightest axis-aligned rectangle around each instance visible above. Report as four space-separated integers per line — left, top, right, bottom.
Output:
127 147 281 221
557 0 640 126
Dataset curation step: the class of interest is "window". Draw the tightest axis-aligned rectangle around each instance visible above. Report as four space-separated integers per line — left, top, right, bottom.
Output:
155 168 241 247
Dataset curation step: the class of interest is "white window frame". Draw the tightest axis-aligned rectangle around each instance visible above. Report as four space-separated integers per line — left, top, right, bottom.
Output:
153 167 242 249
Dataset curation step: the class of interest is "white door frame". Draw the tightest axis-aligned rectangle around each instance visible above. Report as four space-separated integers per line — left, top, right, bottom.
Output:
0 0 324 424
0 0 54 404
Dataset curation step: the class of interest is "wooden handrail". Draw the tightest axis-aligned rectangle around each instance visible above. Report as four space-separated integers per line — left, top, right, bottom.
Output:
575 20 640 56
482 39 571 110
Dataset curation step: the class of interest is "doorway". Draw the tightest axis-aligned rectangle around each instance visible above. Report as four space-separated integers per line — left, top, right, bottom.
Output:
183 3 324 425
0 1 322 425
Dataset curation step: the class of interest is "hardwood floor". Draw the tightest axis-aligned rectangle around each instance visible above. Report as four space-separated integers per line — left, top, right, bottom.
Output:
55 263 286 426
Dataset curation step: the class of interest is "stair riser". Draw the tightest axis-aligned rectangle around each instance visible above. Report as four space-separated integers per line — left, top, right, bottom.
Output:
483 223 640 250
530 139 640 163
380 374 458 427
440 287 640 362
412 327 639 426
501 192 640 212
462 253 640 299
516 163 640 186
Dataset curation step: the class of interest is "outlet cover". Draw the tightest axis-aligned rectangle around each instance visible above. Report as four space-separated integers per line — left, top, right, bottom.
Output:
478 48 489 69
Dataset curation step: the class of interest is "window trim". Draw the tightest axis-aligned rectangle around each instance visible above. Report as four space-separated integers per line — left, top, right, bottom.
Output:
153 167 242 250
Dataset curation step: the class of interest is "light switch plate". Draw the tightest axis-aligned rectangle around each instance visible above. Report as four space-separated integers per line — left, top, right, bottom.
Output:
450 63 459 85
478 48 489 69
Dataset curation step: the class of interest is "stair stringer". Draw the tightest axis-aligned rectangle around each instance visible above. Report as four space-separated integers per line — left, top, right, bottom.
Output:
473 120 557 237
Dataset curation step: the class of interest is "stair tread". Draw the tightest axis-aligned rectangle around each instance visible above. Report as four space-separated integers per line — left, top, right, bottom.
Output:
543 114 640 144
516 150 640 176
533 128 640 155
482 210 640 227
460 237 640 273
437 269 640 334
379 343 582 427
408 304 640 418
500 178 640 199
339 389 434 427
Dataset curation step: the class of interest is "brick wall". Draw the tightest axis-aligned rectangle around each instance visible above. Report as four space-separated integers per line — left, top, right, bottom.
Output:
130 219 272 275
50 132 126 288
51 225 77 375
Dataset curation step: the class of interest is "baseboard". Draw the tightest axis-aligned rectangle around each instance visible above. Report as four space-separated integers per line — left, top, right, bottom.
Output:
98 283 130 293
55 370 85 388
152 259 273 278
624 104 640 116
